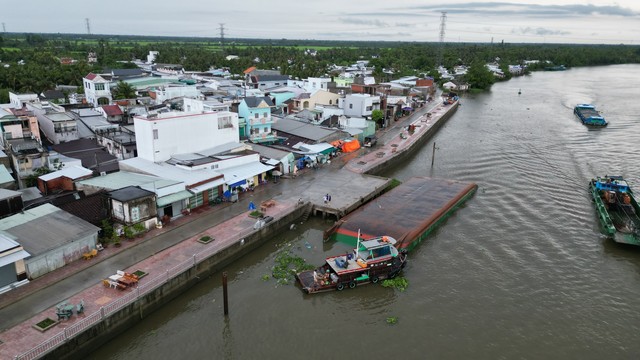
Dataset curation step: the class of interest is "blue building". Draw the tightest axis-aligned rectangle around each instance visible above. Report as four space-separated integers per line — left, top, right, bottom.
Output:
237 96 277 144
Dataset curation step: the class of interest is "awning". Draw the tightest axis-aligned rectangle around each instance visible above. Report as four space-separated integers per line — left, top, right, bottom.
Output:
220 162 274 186
265 159 280 166
272 170 283 177
0 249 31 268
156 190 192 207
188 177 226 194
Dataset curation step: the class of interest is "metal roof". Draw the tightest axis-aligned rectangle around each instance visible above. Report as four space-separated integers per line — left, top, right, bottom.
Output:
0 204 99 256
108 186 155 202
219 162 274 186
271 117 337 142
77 171 179 191
39 166 93 181
120 157 223 187
157 190 192 207
0 165 14 185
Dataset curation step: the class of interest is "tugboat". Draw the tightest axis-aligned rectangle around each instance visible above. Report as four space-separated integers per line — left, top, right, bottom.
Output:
574 104 607 126
590 175 640 246
296 234 408 294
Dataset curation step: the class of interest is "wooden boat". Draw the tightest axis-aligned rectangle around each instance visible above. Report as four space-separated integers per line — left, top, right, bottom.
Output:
296 234 408 294
590 175 640 246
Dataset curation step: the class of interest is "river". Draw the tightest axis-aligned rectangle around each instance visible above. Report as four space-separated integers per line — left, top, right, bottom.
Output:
91 65 640 359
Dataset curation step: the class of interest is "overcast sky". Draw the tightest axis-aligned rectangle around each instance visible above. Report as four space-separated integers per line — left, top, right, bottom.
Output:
4 0 640 44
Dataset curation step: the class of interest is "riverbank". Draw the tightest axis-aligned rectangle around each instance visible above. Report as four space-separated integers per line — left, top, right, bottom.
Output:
0 97 460 360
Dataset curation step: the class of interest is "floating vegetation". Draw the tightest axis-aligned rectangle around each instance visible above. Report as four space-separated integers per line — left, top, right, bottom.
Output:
270 244 314 285
381 276 408 292
386 316 398 325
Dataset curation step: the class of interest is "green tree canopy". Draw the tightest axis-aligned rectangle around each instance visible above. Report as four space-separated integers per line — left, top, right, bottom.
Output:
111 80 136 99
465 61 495 90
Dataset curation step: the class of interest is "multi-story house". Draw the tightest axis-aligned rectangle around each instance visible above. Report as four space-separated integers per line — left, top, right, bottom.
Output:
237 96 277 144
0 107 40 147
341 93 381 118
6 138 48 189
83 73 112 107
134 110 239 163
27 102 78 144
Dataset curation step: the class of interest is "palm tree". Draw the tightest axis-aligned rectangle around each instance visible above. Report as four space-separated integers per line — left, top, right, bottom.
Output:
111 80 137 100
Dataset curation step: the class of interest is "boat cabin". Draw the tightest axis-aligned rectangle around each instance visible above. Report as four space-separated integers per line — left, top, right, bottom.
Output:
594 176 630 193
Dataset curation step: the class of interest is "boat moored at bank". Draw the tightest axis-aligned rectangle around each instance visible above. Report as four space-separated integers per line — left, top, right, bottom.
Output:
296 235 407 294
574 104 607 126
590 175 640 246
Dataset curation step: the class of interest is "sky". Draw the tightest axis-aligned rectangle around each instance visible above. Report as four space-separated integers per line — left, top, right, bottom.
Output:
3 0 640 45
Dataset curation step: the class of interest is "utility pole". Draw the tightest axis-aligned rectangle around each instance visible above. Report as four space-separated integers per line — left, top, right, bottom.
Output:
2 23 6 33
219 23 225 48
85 18 91 35
438 12 447 66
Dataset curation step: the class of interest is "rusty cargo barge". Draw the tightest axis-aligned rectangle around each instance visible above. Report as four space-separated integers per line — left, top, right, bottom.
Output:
325 176 477 251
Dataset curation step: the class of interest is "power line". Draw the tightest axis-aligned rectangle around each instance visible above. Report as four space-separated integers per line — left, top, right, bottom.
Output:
85 18 91 35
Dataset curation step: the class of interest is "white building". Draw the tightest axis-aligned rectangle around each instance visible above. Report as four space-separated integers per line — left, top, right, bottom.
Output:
8 92 38 110
340 93 381 118
147 51 159 64
83 73 112 107
134 110 239 163
153 85 200 105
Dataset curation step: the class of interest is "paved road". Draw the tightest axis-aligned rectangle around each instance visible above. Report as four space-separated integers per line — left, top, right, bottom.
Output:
0 97 440 331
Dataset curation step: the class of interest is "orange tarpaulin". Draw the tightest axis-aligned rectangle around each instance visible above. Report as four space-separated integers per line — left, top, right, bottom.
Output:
341 139 361 153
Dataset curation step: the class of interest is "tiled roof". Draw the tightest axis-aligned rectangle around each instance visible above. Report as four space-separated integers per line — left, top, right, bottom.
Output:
243 96 275 108
85 73 97 80
243 66 257 75
102 105 123 116
57 191 108 226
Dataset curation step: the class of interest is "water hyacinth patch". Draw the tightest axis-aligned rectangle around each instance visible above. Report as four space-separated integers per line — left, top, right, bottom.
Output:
270 244 314 285
381 277 409 291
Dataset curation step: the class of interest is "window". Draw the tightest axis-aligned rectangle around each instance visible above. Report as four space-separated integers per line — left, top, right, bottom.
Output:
329 100 332 105
255 113 259 119
153 129 158 140
264 127 270 133
366 106 372 111
95 83 105 91
349 104 353 109
218 116 233 129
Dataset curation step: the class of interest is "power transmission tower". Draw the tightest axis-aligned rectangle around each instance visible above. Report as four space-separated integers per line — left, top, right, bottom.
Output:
438 12 447 66
85 18 91 35
219 23 225 48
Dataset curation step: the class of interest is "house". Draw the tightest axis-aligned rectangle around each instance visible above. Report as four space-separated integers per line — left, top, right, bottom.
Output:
337 116 376 144
341 93 381 118
153 64 184 75
57 190 109 227
39 90 66 104
107 186 157 230
0 232 30 290
134 110 239 163
292 90 340 112
95 126 137 160
8 92 38 110
6 138 48 189
0 107 40 147
51 138 119 175
244 67 289 90
271 116 348 146
0 203 100 279
76 171 189 220
237 96 277 143
71 108 119 140
0 189 23 218
36 165 93 195
27 101 78 144
83 73 113 107
152 85 200 105
249 143 295 175
99 105 124 123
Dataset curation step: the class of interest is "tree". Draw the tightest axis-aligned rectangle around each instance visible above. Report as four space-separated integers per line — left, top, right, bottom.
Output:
465 61 495 91
111 80 136 99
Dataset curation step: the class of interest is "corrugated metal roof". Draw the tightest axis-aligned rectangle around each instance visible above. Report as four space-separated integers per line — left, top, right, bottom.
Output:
0 204 99 256
0 165 14 184
77 171 179 191
219 162 274 186
120 158 222 187
157 190 192 207
271 117 337 141
39 166 93 181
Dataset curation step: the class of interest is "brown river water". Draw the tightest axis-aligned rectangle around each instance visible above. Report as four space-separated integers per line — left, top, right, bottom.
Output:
91 65 640 359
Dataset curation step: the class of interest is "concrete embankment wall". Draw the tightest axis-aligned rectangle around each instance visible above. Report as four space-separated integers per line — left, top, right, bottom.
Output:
365 103 459 176
45 203 309 360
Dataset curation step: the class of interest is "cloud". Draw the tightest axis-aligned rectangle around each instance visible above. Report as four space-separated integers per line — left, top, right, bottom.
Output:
318 31 412 38
395 22 417 28
414 2 640 18
511 27 570 36
337 17 390 27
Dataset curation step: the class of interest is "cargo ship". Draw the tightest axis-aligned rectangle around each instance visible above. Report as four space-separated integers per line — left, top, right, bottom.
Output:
296 235 407 294
590 175 640 246
574 104 607 126
325 177 477 251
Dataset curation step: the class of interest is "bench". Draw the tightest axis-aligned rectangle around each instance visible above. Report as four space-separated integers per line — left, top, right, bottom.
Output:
260 200 276 212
